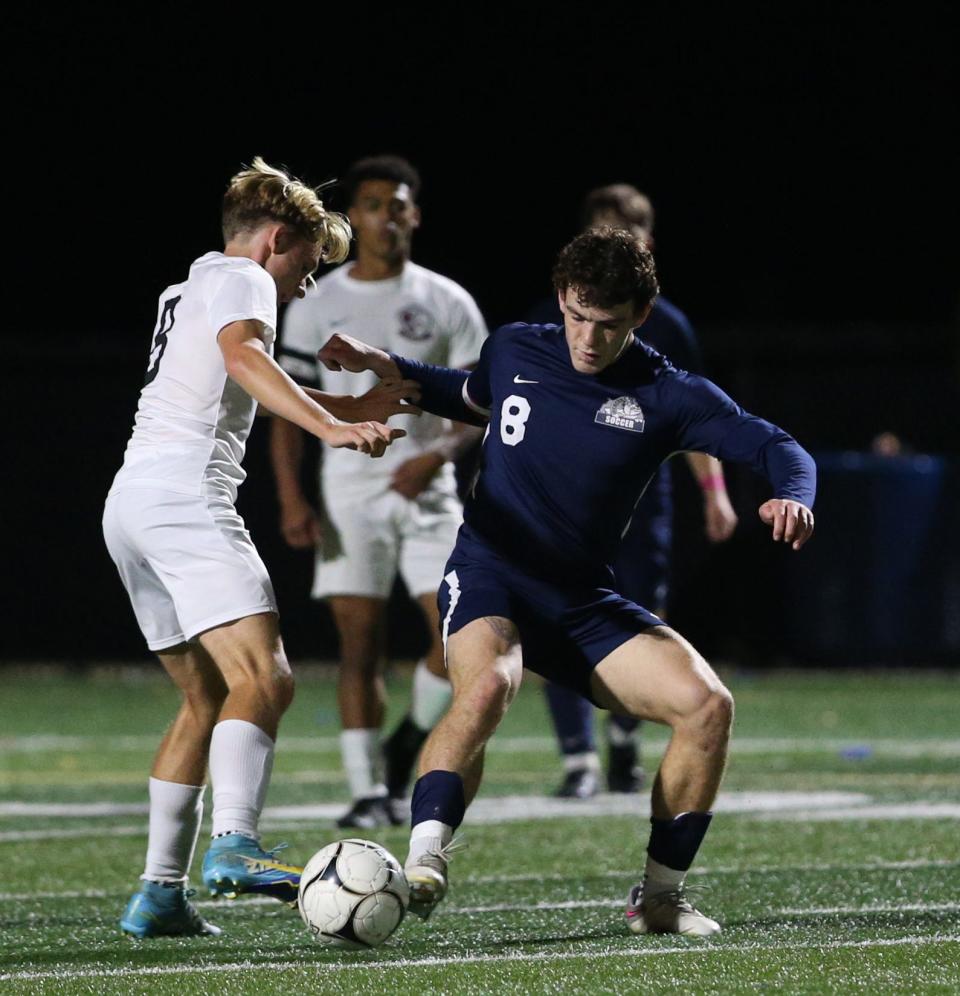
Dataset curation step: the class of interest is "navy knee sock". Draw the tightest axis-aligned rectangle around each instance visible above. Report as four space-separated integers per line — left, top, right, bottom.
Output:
647 812 713 872
544 682 595 756
410 770 466 830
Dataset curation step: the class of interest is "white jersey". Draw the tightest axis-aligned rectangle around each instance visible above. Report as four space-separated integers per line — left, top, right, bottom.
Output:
110 252 277 505
279 261 487 497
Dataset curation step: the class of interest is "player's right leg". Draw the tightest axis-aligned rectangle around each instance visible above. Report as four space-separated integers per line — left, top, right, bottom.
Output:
405 613 523 919
327 594 399 828
313 490 402 828
120 643 226 938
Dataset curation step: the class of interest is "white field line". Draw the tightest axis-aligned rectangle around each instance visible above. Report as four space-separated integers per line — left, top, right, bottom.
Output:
0 825 143 843
0 791 866 823
2 858 956 905
4 734 960 757
7 794 960 842
2 934 959 983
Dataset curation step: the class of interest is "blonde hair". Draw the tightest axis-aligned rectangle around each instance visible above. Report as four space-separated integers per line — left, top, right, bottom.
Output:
222 157 352 264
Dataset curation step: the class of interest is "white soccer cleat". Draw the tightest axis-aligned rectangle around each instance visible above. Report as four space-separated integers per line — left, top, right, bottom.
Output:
625 884 721 937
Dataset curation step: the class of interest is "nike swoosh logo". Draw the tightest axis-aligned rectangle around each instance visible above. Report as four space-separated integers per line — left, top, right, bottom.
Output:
513 375 539 384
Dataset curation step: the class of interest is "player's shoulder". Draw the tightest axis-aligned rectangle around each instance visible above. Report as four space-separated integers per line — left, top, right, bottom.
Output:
491 321 558 342
624 335 677 375
190 251 271 289
405 261 478 305
650 295 695 336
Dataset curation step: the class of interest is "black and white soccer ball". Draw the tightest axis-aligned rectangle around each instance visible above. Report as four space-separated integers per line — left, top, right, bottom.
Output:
297 838 410 948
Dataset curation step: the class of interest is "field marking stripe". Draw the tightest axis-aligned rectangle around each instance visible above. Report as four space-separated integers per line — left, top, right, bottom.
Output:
2 859 957 903
1 934 958 982
5 734 960 756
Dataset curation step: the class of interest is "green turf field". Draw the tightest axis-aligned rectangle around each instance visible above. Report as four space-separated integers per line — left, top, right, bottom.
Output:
1 666 958 994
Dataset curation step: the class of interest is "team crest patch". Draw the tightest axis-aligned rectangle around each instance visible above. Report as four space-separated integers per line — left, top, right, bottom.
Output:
595 396 645 432
396 304 436 341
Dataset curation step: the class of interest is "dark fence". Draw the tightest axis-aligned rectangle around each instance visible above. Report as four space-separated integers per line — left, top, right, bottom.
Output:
3 322 958 665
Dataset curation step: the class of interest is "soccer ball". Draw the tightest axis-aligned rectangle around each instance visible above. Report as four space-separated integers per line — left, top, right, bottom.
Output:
298 838 410 948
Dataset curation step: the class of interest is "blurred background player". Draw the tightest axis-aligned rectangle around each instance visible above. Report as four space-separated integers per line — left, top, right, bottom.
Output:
102 158 406 937
272 155 486 829
528 184 738 799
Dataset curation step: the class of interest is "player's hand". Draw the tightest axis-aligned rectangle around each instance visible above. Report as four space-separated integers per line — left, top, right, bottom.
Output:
353 378 422 423
759 499 815 550
318 333 401 380
704 490 738 543
279 496 322 550
322 420 406 458
390 452 444 499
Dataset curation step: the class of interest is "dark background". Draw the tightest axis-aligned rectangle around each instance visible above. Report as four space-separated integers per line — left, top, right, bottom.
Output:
4 7 958 664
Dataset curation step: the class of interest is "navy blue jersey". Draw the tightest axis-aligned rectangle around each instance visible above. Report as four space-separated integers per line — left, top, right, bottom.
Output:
400 322 815 583
528 296 702 574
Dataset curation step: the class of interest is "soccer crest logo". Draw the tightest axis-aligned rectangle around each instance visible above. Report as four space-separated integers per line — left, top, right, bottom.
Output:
396 304 435 341
595 396 645 432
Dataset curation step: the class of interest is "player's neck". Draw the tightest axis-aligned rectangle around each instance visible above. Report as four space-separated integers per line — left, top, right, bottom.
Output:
349 251 408 282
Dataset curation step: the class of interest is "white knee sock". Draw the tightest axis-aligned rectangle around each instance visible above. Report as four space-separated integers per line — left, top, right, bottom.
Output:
142 778 205 884
340 728 386 800
208 719 274 840
410 660 452 731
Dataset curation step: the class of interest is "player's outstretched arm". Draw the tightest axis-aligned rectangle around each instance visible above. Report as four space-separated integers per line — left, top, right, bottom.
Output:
303 380 422 424
219 320 405 458
759 499 815 550
318 332 402 380
319 332 488 427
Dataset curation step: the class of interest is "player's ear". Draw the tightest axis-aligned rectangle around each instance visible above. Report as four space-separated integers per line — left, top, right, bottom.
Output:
556 288 567 314
271 224 296 255
410 204 422 230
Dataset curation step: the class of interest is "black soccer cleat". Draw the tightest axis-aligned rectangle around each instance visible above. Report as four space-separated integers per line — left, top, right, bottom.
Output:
554 767 599 799
335 795 405 830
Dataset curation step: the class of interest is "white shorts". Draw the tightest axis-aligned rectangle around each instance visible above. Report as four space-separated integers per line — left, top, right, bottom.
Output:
314 486 462 600
103 488 277 651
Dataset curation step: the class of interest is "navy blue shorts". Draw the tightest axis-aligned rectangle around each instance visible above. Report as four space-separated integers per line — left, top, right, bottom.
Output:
438 547 664 703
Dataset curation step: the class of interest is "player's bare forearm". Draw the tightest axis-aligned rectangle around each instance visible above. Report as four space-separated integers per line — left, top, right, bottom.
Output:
317 332 401 380
302 382 422 424
269 415 306 507
219 324 405 458
685 452 738 542
223 335 339 439
432 421 484 461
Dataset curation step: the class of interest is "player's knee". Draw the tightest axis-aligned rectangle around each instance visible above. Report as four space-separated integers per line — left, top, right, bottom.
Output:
696 684 734 741
461 667 514 727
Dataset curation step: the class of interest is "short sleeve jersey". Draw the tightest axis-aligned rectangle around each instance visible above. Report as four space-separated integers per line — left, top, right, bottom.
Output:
459 323 813 581
110 252 277 505
279 261 487 496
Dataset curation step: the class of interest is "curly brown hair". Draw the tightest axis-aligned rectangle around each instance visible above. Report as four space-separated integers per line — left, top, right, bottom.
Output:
552 227 659 313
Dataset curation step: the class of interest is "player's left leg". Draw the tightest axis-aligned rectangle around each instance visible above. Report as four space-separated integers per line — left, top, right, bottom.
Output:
197 612 302 904
382 592 452 806
590 625 733 937
121 643 226 938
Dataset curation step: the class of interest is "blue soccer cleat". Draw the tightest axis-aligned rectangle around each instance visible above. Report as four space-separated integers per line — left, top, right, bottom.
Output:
120 880 221 938
201 834 302 904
